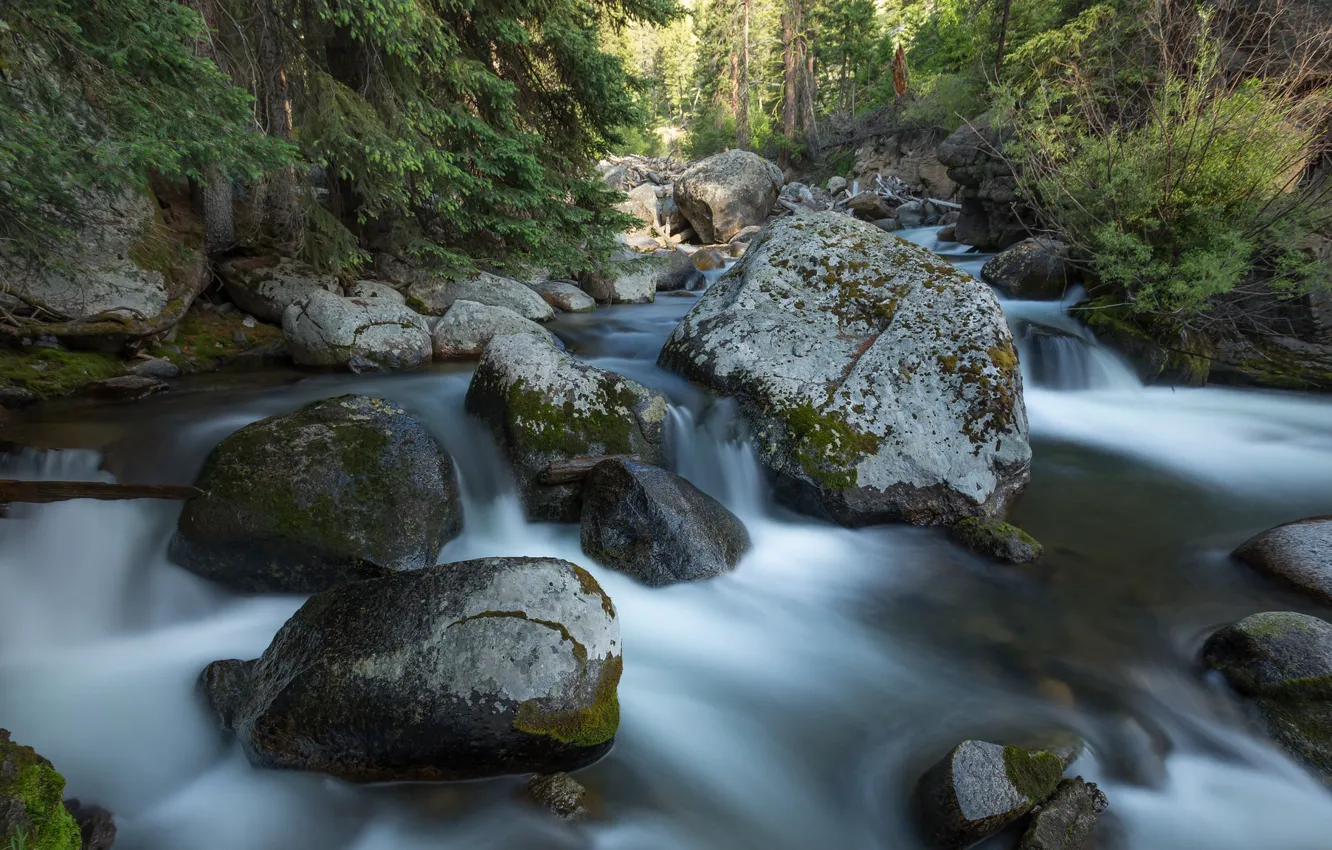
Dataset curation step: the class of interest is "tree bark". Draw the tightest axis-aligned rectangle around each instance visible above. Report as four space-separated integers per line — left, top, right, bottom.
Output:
736 0 752 150
188 0 235 255
780 8 797 170
256 0 301 249
995 0 1014 75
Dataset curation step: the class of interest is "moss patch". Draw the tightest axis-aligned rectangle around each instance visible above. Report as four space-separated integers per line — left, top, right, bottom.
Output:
950 516 1043 564
1002 745 1064 803
0 347 124 398
513 654 622 747
776 401 881 490
572 565 615 619
505 375 641 456
0 731 82 850
149 308 283 373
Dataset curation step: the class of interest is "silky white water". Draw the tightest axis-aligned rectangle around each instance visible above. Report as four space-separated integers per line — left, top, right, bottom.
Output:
2 231 1332 849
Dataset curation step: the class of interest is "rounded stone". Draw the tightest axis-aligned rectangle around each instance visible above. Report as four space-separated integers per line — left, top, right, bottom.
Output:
1233 516 1332 605
200 557 621 782
169 395 462 593
1202 611 1332 701
980 239 1072 300
673 150 784 243
580 458 751 586
949 517 1043 564
431 300 556 360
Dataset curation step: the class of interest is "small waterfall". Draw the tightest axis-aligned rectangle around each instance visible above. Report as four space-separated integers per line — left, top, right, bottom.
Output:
1014 320 1141 391
665 402 767 519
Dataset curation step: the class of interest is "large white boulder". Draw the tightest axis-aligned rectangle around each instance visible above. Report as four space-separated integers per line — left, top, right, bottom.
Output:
658 212 1031 526
432 300 556 360
282 288 432 371
673 150 783 243
406 271 554 321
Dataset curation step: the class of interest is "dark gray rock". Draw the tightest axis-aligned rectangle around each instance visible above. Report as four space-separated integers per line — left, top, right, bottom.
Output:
1202 612 1332 785
62 799 117 850
169 395 462 593
580 458 751 586
915 740 1066 850
465 334 668 522
1018 777 1108 850
949 517 1043 564
937 115 1028 250
1201 612 1332 701
524 772 587 820
0 386 41 407
896 200 926 228
131 358 180 380
658 212 1031 527
653 252 703 292
200 557 622 782
1233 516 1332 605
981 239 1072 300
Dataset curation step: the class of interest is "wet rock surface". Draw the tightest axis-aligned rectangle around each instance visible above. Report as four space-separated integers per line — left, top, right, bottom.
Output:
170 395 462 593
1233 516 1332 605
949 517 1043 564
1017 777 1108 850
200 557 621 781
580 458 751 586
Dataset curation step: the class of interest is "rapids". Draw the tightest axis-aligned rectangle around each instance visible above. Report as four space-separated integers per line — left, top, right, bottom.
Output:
3 229 1332 849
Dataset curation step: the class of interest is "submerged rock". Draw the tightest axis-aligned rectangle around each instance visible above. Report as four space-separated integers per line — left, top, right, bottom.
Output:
1233 516 1332 605
524 772 588 820
465 334 668 521
431 301 556 360
1017 777 1108 850
0 729 83 850
528 280 597 313
674 150 784 243
580 458 751 586
78 375 169 401
406 272 555 322
218 256 341 324
659 212 1031 527
949 517 1043 564
1203 612 1332 784
200 557 621 781
170 395 462 593
981 239 1072 300
915 739 1065 850
282 289 432 372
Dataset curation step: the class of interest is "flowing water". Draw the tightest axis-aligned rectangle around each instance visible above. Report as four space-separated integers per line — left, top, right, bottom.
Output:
4 229 1332 849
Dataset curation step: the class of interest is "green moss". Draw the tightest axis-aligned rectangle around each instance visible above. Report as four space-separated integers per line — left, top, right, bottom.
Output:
950 516 1043 563
0 347 123 398
514 654 622 747
1002 745 1064 803
505 376 640 456
572 565 615 619
149 308 283 373
0 732 82 850
777 401 881 491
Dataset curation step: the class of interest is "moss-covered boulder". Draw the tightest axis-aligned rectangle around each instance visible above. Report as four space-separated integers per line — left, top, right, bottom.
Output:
200 557 621 781
0 730 82 850
1202 612 1332 785
580 458 751 586
169 395 462 593
915 739 1065 850
949 517 1043 564
465 334 668 521
1232 516 1332 606
659 211 1031 527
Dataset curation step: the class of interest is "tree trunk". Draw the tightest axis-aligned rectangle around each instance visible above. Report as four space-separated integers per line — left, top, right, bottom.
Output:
995 0 1014 76
188 0 235 254
799 14 821 164
256 0 301 250
780 8 797 170
736 0 751 150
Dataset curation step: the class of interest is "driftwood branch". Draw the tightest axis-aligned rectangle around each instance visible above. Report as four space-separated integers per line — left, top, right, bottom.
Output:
0 480 203 504
928 197 963 210
538 455 642 486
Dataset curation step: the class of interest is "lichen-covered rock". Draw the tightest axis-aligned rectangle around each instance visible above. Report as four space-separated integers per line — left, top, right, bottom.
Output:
658 212 1031 527
406 272 555 321
218 256 341 324
981 239 1072 300
0 729 83 850
1017 777 1108 850
465 334 668 521
1233 516 1332 605
950 517 1043 564
617 184 660 232
199 557 621 781
282 289 432 372
580 458 751 586
528 280 597 313
1202 612 1332 702
674 150 784 243
431 301 556 360
915 740 1065 850
345 280 406 304
1203 612 1332 785
524 772 588 820
169 395 462 593
580 254 660 304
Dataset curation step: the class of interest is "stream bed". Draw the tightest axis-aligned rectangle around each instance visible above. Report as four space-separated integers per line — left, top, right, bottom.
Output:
3 229 1332 849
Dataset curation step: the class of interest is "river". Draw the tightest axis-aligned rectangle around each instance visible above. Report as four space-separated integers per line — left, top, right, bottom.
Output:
3 228 1332 849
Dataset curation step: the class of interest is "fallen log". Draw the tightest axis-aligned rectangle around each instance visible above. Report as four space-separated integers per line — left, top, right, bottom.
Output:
0 480 203 504
928 197 963 210
539 455 642 486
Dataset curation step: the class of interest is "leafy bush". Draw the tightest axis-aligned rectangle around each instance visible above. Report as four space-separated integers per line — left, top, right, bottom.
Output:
897 71 988 130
